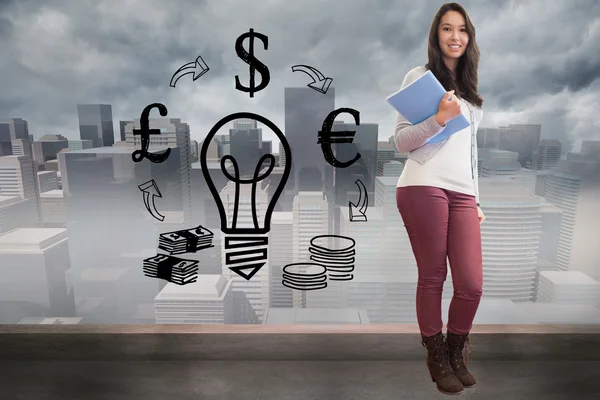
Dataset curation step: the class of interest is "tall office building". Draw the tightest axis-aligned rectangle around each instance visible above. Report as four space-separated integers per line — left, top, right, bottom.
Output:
545 147 600 280
0 118 34 166
1 118 29 140
532 139 562 170
190 139 198 162
477 178 543 302
0 155 41 226
77 104 115 148
278 141 287 169
0 123 11 156
284 87 335 202
119 120 133 142
124 118 193 224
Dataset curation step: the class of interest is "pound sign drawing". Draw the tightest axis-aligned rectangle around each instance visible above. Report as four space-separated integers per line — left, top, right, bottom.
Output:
132 103 171 163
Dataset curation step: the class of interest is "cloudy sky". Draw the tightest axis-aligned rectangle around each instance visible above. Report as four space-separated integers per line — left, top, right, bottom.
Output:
1 0 599 153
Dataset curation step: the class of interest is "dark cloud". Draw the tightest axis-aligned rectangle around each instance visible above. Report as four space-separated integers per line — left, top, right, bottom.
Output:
0 0 598 153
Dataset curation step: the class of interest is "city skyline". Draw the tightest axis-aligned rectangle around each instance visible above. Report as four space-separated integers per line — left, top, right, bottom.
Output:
1 0 600 327
0 91 599 325
1 0 599 154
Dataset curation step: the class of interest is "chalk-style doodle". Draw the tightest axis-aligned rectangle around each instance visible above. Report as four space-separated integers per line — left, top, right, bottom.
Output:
169 55 209 88
132 103 171 163
317 108 362 168
309 235 356 281
282 263 328 291
234 28 270 98
200 112 291 281
158 224 214 255
290 64 333 94
349 178 368 222
138 179 165 221
143 254 199 285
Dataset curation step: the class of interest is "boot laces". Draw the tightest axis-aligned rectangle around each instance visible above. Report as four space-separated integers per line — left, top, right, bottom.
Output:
450 335 472 368
429 336 452 374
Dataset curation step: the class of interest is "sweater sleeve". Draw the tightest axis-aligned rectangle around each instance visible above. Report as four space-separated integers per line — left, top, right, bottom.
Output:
394 69 447 153
474 110 483 205
474 149 480 204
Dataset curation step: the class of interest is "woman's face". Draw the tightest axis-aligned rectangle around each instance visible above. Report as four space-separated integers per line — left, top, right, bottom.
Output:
438 11 469 61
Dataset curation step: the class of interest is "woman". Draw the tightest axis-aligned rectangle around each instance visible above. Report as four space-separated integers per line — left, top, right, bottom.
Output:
394 2 485 396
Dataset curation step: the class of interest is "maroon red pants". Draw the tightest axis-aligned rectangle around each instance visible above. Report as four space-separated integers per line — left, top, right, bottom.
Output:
396 186 483 337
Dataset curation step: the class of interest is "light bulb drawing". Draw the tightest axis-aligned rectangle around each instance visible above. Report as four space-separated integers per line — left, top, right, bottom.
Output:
200 112 292 281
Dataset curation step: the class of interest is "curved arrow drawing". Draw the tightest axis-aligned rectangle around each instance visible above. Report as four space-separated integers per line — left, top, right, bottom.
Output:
170 55 209 88
291 64 333 94
349 178 368 222
138 179 165 221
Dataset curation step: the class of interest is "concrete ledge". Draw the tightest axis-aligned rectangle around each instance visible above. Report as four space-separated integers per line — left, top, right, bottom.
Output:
1 324 600 361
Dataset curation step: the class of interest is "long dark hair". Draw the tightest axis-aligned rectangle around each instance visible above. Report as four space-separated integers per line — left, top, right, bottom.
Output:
425 2 483 108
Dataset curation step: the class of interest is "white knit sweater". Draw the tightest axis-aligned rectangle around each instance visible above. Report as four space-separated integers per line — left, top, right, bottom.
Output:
394 65 483 202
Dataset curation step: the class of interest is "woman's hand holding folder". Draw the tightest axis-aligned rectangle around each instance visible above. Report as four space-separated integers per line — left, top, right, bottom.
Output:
434 90 461 127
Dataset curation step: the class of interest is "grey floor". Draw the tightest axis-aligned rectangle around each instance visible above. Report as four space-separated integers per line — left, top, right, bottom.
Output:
1 360 599 399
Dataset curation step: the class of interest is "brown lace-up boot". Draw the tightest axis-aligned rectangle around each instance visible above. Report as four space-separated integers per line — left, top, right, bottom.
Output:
421 330 464 395
446 331 476 388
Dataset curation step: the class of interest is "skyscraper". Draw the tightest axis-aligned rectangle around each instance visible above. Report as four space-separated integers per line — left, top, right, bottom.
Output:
545 147 600 280
124 117 193 225
0 155 41 226
284 87 335 199
77 104 115 148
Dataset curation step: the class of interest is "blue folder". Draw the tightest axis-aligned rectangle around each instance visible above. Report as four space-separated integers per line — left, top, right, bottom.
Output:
386 70 470 144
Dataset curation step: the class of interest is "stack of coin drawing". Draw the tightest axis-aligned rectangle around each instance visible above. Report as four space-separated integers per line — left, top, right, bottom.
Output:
143 254 199 285
281 263 328 291
309 235 355 281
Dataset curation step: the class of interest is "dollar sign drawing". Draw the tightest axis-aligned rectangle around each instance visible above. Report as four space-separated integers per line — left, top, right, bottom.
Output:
234 28 271 98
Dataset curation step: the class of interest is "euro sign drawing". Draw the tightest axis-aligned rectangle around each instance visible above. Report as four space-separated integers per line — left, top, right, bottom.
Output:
234 28 271 98
317 108 361 168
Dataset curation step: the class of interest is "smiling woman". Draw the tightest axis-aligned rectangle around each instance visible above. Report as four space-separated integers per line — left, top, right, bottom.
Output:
393 1 484 396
